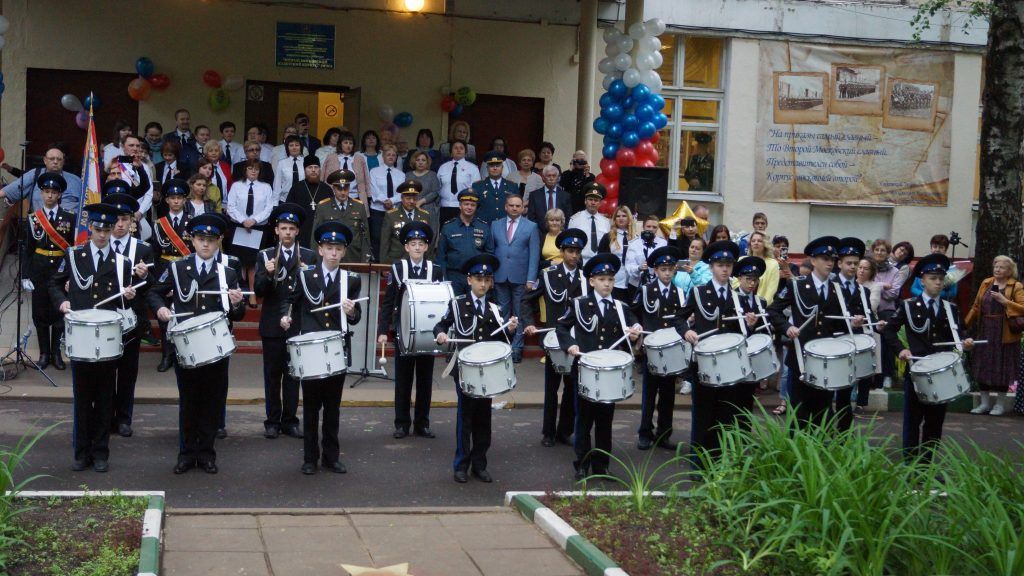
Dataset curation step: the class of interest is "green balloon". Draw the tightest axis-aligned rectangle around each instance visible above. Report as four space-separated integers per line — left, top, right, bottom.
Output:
455 86 476 106
208 88 230 112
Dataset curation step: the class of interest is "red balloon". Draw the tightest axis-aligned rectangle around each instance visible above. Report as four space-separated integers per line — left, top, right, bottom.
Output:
637 159 656 168
202 70 223 88
635 140 656 160
615 147 637 167
128 77 152 101
0 147 5 164
440 95 457 113
599 158 620 180
594 173 610 187
605 180 620 200
150 73 171 89
650 131 661 144
599 197 618 215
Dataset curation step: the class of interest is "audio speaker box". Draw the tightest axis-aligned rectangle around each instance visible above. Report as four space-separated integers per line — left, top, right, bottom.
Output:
619 167 669 218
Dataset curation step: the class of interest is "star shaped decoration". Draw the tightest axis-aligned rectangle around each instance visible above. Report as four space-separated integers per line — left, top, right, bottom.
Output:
341 563 410 575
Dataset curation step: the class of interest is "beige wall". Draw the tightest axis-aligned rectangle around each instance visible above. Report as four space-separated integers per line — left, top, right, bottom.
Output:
1 0 580 154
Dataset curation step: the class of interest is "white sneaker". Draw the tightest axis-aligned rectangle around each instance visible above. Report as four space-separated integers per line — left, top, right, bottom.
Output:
990 400 1006 416
971 399 993 415
681 381 693 395
883 376 892 389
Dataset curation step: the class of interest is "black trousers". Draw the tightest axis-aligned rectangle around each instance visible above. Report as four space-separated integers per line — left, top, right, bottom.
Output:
159 319 174 357
394 354 434 431
638 366 676 442
453 376 491 472
175 358 229 464
112 332 141 427
787 352 834 428
574 394 615 474
302 374 345 464
262 337 300 428
369 208 385 262
855 376 873 407
543 362 576 439
903 374 946 462
31 283 62 356
71 360 117 462
130 289 153 340
689 376 756 466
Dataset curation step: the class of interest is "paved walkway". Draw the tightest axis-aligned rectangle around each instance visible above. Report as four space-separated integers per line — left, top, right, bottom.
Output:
162 509 582 576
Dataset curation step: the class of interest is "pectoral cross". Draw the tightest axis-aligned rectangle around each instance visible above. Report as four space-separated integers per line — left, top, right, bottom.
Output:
310 200 317 211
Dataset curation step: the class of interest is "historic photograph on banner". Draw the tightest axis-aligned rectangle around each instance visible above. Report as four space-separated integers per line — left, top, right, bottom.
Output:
755 42 953 206
831 64 884 116
883 78 939 131
773 72 829 125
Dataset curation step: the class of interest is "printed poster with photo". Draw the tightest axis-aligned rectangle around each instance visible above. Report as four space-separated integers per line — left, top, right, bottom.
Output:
755 42 954 206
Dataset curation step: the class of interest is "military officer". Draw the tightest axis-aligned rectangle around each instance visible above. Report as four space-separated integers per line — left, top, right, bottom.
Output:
22 171 75 370
683 133 715 192
152 179 193 372
471 152 519 224
311 169 369 263
378 180 431 265
436 190 494 296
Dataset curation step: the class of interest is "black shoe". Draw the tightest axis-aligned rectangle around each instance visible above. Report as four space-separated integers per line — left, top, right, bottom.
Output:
118 423 133 438
199 461 218 474
556 434 572 446
413 427 435 439
471 468 493 483
157 354 174 372
36 353 50 370
264 425 280 439
453 470 469 483
71 458 91 471
93 459 109 473
323 461 347 474
573 468 587 482
301 463 317 475
393 427 409 439
637 437 653 451
282 426 303 439
656 438 676 450
52 354 66 370
173 460 195 474
512 352 523 364
216 428 227 439
541 435 555 447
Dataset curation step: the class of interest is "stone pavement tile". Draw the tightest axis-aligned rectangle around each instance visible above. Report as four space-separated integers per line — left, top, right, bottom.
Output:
162 551 270 575
261 524 366 554
370 552 482 576
268 551 375 576
444 523 555 550
164 527 264 552
468 548 582 576
259 514 351 527
437 511 529 527
166 514 258 529
350 513 444 527
356 525 464 553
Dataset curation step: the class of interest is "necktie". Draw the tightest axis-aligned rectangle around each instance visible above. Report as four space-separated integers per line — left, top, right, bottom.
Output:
48 210 55 222
283 249 291 264
547 190 554 211
386 168 394 198
930 300 938 319
292 157 299 184
450 162 458 194
602 299 611 317
477 298 485 317
819 284 827 301
718 287 727 303
96 250 105 269
568 271 576 286
621 232 627 262
326 272 335 292
342 156 349 171
172 215 179 228
590 215 598 252
164 167 172 184
246 183 255 217
407 210 414 221
507 219 515 242
200 262 208 277
412 265 420 277
225 144 232 165
662 287 669 300
114 239 122 255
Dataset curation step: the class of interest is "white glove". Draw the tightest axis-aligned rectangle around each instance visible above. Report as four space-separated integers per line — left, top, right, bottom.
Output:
21 279 34 291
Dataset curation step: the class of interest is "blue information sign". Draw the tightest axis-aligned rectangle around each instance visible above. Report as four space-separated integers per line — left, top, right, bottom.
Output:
276 22 335 69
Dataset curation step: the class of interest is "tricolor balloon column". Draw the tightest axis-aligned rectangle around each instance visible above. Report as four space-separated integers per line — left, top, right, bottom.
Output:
593 18 668 214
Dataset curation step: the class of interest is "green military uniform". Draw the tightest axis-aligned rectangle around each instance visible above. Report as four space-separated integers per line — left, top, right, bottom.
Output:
378 179 432 265
311 197 369 264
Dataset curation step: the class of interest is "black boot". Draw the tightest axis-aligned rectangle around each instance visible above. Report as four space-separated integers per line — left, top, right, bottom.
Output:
49 327 65 370
157 351 175 372
36 328 50 369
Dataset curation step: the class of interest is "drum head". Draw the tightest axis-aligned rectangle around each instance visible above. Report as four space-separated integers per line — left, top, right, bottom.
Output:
694 332 745 354
804 337 855 357
581 349 633 367
289 330 342 344
459 341 512 363
840 333 875 352
174 311 226 331
68 309 121 323
746 333 772 353
543 331 560 349
910 352 960 374
644 328 681 347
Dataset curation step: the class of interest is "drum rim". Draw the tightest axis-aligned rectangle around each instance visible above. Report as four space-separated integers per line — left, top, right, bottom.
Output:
458 341 512 365
803 338 856 359
170 311 228 332
840 333 877 352
65 309 122 325
694 332 746 354
579 349 633 369
643 327 683 347
287 330 343 345
542 330 561 350
909 351 962 375
746 333 773 354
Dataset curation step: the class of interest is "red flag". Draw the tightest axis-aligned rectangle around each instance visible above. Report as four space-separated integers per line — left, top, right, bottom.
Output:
75 96 102 245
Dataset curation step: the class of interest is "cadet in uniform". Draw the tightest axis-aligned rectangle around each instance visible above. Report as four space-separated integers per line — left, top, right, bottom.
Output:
833 237 881 430
254 202 315 439
149 213 246 474
471 152 518 224
557 253 642 481
521 228 588 447
436 190 493 296
152 179 193 372
280 221 362 475
378 221 442 439
311 169 369 263
434 254 518 483
50 203 138 472
23 171 75 370
730 255 770 433
379 180 431 265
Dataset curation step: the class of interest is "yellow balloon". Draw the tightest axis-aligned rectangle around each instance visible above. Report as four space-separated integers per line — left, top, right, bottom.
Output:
658 201 708 239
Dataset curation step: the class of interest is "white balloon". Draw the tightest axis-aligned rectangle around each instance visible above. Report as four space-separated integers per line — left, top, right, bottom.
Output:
615 35 634 53
634 52 655 71
613 53 632 72
622 68 642 88
0 16 9 35
640 36 661 53
377 105 394 122
604 43 620 57
602 27 619 43
650 50 663 69
598 57 616 75
641 70 662 92
602 75 614 90
0 35 6 52
628 22 646 40
644 18 667 36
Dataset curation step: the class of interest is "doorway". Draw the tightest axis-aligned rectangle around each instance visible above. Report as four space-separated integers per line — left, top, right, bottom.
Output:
244 80 360 147
456 94 545 160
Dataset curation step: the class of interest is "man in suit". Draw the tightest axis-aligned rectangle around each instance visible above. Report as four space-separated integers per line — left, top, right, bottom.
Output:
491 194 539 363
218 121 245 168
379 180 431 265
527 165 572 232
311 169 369 261
163 109 199 173
472 152 519 224
295 113 321 156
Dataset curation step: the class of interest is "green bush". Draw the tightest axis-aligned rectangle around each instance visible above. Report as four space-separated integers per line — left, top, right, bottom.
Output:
0 423 58 572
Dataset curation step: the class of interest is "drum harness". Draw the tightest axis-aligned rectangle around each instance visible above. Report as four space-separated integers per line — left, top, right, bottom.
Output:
833 281 855 335
299 267 350 334
573 296 629 351
543 265 587 304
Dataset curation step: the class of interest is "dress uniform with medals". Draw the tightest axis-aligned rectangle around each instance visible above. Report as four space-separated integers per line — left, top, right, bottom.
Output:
49 203 136 473
379 221 443 439
471 152 518 224
556 253 642 481
520 229 589 447
147 213 246 475
433 254 516 484
436 190 493 296
832 237 879 430
378 180 431 265
631 246 688 451
152 179 194 372
103 192 155 438
254 203 316 440
283 221 362 475
311 169 369 262
23 171 75 370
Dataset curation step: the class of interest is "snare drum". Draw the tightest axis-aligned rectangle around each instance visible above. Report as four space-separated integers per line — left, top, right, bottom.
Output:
840 333 877 379
578 349 635 403
694 333 751 387
643 328 691 376
64 309 123 362
543 331 574 374
802 338 856 390
458 341 516 398
400 281 454 355
909 352 969 405
287 331 346 380
746 333 779 381
168 312 236 368
116 307 137 333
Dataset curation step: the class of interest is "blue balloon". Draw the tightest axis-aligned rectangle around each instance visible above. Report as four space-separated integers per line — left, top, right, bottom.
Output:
84 94 102 110
451 104 464 118
606 122 624 140
601 103 624 122
621 114 639 131
653 113 669 129
599 93 616 109
638 121 657 139
608 80 628 99
135 57 155 79
602 142 620 160
0 82 6 98
593 117 610 135
603 131 620 145
622 131 640 148
631 84 651 101
622 96 634 110
393 112 414 127
635 104 656 122
649 94 666 111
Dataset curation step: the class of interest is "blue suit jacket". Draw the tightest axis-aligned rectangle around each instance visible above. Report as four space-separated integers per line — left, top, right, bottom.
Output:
472 178 519 224
491 216 540 285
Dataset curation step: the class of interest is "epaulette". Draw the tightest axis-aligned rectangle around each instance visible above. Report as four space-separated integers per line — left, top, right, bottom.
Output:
796 275 808 281
417 208 429 214
546 265 559 272
137 240 151 247
318 198 332 205
226 254 240 262
303 264 316 271
386 208 398 214
351 198 363 204
455 294 468 300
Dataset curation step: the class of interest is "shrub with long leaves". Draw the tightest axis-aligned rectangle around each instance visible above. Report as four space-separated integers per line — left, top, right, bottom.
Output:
0 423 59 571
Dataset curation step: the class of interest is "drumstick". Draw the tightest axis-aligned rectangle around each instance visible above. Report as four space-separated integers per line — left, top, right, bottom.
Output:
197 290 255 295
379 339 387 366
446 338 477 344
309 296 369 313
796 315 816 333
935 340 987 346
94 280 148 308
696 328 718 340
168 312 194 319
907 356 927 361
720 313 768 321
533 328 555 334
489 318 514 336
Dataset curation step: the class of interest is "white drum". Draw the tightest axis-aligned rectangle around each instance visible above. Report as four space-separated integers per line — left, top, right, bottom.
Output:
458 341 516 398
64 309 123 362
578 349 635 403
909 352 969 405
400 281 454 355
643 328 691 376
544 331 574 375
287 331 346 380
694 333 751 387
802 338 856 391
168 312 236 368
746 333 779 381
116 307 137 333
840 333 878 379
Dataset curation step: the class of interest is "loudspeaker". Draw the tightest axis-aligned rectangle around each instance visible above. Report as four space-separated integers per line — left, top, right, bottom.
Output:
619 167 669 218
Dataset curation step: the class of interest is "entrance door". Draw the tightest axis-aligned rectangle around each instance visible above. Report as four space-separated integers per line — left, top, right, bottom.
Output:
457 94 545 160
244 80 360 146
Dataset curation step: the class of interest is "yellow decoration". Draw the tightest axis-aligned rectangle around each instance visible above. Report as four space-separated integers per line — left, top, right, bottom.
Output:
342 563 410 575
658 200 708 240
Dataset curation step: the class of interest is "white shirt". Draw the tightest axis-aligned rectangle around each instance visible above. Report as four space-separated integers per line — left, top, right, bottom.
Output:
811 272 830 300
274 155 306 202
188 199 206 216
625 237 668 287
368 165 402 212
90 242 111 269
226 179 275 225
220 139 245 167
111 234 131 256
196 255 216 275
436 159 478 208
321 264 340 287
471 294 487 314
167 209 185 227
159 161 179 185
271 143 309 169
259 143 274 163
710 278 731 301
567 209 611 264
102 143 123 170
596 295 615 317
837 274 857 295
